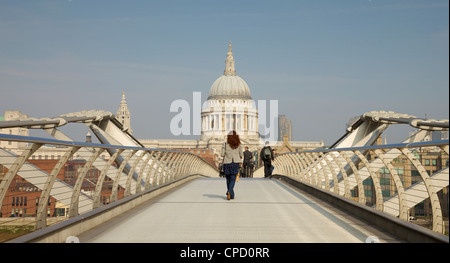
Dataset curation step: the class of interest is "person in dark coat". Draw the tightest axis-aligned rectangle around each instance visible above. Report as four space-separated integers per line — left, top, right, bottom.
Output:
243 147 253 177
260 141 274 178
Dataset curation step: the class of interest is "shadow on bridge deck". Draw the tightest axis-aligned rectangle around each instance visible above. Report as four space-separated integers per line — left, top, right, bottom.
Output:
78 177 401 243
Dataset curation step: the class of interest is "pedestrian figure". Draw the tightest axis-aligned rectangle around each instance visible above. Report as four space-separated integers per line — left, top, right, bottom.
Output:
221 131 243 200
260 141 274 178
243 146 253 178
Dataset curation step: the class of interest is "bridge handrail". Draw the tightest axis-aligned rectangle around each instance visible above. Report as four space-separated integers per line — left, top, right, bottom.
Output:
266 140 449 236
278 140 449 156
0 133 202 154
0 133 217 240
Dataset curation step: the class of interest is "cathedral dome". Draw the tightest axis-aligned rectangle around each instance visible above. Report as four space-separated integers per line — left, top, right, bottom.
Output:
208 75 251 100
207 41 252 100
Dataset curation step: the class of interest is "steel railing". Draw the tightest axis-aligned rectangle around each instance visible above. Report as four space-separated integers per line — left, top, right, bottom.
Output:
255 140 449 235
0 134 217 241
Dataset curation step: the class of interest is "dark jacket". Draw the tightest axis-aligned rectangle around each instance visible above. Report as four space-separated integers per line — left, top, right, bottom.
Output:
243 150 253 165
260 146 274 162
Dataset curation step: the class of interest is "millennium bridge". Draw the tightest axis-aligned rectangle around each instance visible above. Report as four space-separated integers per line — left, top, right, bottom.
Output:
0 110 448 243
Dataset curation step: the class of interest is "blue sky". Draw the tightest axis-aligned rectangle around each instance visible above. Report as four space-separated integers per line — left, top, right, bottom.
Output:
0 0 448 145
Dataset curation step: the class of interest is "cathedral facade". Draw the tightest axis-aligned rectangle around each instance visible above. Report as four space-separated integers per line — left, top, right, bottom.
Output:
200 42 260 150
140 42 324 167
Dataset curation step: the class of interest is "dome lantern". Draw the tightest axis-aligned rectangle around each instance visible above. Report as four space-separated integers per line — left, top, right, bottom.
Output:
224 41 236 76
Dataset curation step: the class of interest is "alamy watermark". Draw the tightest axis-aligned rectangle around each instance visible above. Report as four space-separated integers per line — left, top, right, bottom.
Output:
170 92 279 142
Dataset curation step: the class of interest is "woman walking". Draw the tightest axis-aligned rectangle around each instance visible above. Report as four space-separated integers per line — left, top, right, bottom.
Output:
221 131 243 200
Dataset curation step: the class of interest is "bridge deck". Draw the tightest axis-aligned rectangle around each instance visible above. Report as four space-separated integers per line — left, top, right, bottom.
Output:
79 178 402 243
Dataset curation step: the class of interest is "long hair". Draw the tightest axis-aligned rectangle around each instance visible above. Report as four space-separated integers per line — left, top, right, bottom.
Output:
227 130 241 149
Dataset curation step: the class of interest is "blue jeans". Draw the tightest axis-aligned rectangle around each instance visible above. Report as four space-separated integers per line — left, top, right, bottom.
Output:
226 174 236 199
223 162 239 199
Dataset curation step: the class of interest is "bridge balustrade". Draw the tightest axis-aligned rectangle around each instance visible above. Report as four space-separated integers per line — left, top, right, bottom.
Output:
0 134 217 241
257 140 449 235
